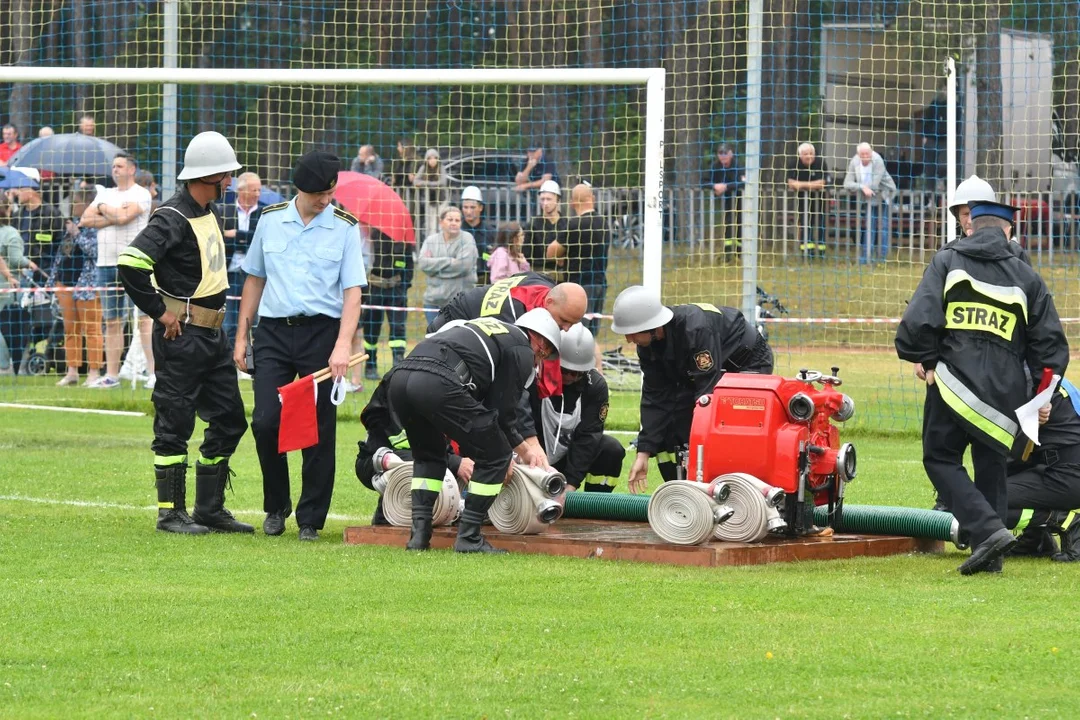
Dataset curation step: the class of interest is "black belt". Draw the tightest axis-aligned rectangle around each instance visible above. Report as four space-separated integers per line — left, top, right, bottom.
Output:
1034 444 1080 467
397 350 474 393
263 314 335 327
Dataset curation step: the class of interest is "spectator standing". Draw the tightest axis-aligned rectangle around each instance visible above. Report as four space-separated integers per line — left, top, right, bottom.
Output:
78 115 96 136
221 171 265 347
135 170 159 210
236 150 366 541
350 145 385 179
843 142 896 264
389 138 418 189
417 205 477 325
461 185 495 284
0 195 39 375
522 179 569 281
79 153 153 388
704 144 744 260
786 142 830 259
37 126 54 139
118 169 162 387
514 146 559 194
487 222 529 282
0 124 21 167
412 148 449 237
11 169 65 273
549 183 609 336
359 227 413 381
52 188 103 387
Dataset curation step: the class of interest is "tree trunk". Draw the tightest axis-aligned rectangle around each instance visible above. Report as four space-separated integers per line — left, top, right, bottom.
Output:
72 0 88 115
974 0 1005 189
577 0 607 183
759 0 799 190
7 0 38 139
1057 2 1080 160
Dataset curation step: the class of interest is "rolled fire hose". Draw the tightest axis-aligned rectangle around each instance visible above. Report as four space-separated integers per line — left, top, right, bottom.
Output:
710 473 788 543
646 480 735 545
380 461 463 528
488 465 567 535
813 504 964 547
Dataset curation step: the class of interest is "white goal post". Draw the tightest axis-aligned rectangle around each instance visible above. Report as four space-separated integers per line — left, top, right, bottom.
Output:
3 65 667 293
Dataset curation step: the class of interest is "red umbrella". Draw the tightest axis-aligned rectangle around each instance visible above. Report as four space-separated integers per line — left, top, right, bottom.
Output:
334 171 416 244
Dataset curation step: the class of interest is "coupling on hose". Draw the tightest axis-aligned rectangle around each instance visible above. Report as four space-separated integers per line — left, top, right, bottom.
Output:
647 480 734 546
488 465 567 535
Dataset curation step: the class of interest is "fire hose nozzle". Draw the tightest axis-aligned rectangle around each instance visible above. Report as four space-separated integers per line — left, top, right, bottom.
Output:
536 499 564 524
711 482 731 503
541 473 567 497
767 515 788 532
372 473 388 494
713 504 735 525
765 487 786 507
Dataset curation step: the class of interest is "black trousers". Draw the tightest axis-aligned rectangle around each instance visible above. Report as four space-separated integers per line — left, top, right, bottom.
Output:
250 315 340 529
151 323 247 462
387 367 513 490
1006 445 1080 526
555 433 626 487
922 384 1008 546
361 283 407 352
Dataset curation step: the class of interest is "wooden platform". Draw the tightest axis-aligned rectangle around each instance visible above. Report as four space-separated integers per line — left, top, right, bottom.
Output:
343 520 942 567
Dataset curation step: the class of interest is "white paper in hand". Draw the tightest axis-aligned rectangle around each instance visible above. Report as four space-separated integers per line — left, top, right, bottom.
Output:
1016 375 1061 445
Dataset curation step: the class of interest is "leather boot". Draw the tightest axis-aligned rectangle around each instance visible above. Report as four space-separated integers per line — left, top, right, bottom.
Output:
1052 512 1080 563
1008 510 1059 558
454 496 507 554
364 350 380 380
155 465 210 535
406 489 437 550
391 347 406 367
192 462 254 533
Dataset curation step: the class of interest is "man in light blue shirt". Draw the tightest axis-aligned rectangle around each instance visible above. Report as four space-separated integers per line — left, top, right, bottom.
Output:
235 150 367 541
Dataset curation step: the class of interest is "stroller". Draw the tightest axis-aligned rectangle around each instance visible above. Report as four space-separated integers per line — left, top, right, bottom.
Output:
21 274 65 376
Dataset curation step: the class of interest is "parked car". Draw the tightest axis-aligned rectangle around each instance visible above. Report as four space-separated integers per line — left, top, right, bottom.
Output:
441 149 528 188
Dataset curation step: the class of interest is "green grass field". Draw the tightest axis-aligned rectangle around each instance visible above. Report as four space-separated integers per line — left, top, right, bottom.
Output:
2 407 1079 718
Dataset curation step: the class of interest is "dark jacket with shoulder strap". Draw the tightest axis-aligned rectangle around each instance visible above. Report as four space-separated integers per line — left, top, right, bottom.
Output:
896 227 1069 453
426 271 555 332
636 303 762 455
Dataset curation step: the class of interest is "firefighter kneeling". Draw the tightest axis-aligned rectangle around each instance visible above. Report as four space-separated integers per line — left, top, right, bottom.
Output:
387 308 561 553
520 323 626 493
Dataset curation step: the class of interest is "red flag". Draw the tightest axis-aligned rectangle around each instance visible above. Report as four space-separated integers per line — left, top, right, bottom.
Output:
278 375 319 453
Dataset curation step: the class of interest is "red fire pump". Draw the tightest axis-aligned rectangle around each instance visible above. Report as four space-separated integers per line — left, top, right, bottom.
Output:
685 367 857 535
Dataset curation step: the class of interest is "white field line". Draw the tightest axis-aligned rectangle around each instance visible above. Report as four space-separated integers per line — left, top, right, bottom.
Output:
0 494 368 522
0 403 146 417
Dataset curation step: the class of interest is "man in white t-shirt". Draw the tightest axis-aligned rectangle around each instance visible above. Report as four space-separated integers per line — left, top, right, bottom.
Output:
79 153 153 387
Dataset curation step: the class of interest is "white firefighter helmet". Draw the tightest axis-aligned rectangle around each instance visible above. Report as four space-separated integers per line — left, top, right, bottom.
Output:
461 185 484 204
516 308 561 357
948 175 996 215
177 131 242 180
559 323 595 372
539 179 561 196
610 285 673 335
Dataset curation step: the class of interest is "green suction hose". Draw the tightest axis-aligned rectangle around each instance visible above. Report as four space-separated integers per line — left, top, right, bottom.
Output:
563 492 963 546
563 491 649 521
815 504 963 545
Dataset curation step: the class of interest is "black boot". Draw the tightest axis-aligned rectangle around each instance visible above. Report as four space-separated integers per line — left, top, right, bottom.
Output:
192 462 254 533
1008 510 1059 558
406 489 437 550
364 350 380 380
454 496 507 554
391 347 405 367
1052 512 1080 563
372 496 390 526
155 465 210 535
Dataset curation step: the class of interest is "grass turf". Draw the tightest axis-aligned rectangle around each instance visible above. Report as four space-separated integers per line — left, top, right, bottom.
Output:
1 408 1079 718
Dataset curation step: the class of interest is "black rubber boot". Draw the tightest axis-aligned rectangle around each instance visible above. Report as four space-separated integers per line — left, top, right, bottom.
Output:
1008 510 1059 558
391 347 406 367
192 462 254 533
1052 513 1080 563
371 496 390 526
406 489 437 550
364 350 380 380
454 496 507 554
155 465 210 535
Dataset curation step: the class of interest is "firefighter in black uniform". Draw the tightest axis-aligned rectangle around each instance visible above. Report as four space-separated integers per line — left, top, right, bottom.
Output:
361 227 413 379
426 271 588 333
354 375 471 525
610 285 774 493
1004 377 1080 562
387 308 561 553
896 199 1069 575
518 323 625 492
117 131 251 535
